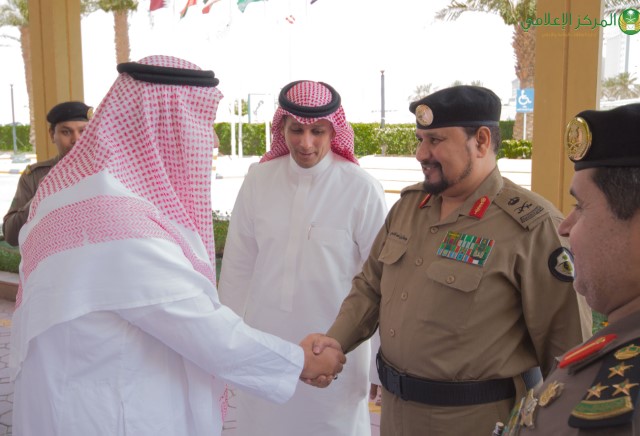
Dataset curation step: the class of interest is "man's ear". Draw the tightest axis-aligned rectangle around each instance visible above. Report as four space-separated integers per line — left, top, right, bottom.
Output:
475 126 492 158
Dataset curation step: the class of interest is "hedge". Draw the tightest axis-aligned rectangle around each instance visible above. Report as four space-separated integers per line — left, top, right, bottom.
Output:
0 124 31 152
1 120 528 158
214 120 529 159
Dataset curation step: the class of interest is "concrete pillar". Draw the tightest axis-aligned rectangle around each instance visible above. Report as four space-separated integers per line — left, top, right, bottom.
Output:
531 0 602 215
28 0 84 161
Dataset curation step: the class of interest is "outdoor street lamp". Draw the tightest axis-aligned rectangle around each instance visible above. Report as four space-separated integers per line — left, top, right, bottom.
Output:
380 70 386 129
10 84 18 155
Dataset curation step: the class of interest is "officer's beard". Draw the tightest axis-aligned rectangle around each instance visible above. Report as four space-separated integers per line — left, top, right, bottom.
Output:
421 148 473 195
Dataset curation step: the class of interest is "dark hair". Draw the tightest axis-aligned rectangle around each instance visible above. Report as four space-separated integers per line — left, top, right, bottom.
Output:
463 125 501 154
592 167 640 220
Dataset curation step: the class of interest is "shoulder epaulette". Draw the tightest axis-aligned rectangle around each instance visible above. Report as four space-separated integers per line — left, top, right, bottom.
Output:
400 182 424 198
493 178 551 230
568 338 640 430
24 157 57 175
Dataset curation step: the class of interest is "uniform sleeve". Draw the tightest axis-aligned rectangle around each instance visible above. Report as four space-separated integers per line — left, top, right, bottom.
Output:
354 180 387 265
2 172 36 246
518 216 588 377
327 212 391 353
353 180 386 382
217 174 258 316
117 292 304 404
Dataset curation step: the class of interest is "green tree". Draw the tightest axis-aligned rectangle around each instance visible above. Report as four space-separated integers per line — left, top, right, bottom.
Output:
436 0 631 140
1 0 34 150
1 0 96 151
408 83 434 102
436 0 537 140
84 0 138 64
602 72 640 100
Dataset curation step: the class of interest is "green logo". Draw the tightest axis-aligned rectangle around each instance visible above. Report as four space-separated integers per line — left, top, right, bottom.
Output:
619 8 640 35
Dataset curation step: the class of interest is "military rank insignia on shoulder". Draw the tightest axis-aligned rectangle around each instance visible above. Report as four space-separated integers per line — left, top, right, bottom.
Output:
25 158 55 175
494 181 550 230
400 182 424 199
568 339 640 429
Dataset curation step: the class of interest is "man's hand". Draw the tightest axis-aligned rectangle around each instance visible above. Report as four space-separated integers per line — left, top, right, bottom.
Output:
299 333 346 388
369 384 382 406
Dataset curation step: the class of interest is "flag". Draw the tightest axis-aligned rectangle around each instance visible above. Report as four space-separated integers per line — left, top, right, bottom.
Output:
180 0 198 18
202 0 222 14
149 0 166 11
237 0 264 13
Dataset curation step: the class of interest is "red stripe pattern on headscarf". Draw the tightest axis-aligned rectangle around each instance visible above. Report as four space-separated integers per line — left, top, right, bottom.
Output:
21 55 222 300
260 81 358 165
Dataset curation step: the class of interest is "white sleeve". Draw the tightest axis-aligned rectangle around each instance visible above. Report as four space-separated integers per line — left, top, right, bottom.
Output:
117 293 304 404
369 330 381 385
217 174 258 317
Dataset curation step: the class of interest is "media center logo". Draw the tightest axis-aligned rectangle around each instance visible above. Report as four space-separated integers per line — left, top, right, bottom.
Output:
619 8 640 35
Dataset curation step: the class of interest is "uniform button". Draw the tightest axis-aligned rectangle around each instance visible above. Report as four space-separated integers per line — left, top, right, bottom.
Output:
446 275 455 284
430 226 439 234
415 258 423 266
389 329 395 337
400 292 408 300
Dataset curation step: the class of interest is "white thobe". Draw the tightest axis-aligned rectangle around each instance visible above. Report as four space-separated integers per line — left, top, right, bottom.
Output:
218 151 387 436
11 170 304 436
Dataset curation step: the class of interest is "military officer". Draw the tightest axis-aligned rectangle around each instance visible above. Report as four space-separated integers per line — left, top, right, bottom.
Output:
508 103 640 435
312 85 591 436
2 101 92 246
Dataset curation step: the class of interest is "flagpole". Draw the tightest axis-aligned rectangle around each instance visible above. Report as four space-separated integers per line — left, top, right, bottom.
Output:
230 101 236 158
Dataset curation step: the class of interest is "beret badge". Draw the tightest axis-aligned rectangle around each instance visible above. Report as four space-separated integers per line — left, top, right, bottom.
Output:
565 117 592 161
415 104 434 127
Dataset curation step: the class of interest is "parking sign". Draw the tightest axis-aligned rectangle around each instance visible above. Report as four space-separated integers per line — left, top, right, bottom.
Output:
516 88 534 113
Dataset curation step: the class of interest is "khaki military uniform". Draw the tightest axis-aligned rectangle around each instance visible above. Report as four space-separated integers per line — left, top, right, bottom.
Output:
327 167 588 436
2 156 59 246
515 312 640 435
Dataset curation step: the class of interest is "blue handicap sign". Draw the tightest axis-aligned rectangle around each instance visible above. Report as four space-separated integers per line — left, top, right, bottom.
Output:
516 88 534 113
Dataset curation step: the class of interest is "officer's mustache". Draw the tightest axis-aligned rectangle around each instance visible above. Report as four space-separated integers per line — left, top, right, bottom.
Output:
419 160 442 171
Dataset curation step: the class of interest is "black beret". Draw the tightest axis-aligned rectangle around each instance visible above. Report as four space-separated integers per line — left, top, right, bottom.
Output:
47 101 93 125
565 103 640 170
409 85 501 130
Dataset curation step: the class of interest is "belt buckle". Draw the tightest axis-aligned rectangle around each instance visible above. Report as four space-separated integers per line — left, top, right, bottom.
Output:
386 366 407 401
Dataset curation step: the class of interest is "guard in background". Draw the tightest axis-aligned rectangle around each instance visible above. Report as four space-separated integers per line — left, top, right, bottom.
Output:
2 101 92 246
316 85 591 435
507 103 640 435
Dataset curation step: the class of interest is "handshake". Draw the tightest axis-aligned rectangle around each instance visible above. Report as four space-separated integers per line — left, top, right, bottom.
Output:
298 333 346 388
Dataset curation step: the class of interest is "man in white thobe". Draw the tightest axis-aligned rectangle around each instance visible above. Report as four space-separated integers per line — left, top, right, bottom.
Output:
10 57 344 436
218 80 387 436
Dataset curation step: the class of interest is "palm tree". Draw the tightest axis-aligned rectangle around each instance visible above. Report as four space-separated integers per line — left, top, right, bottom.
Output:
84 0 138 64
0 0 97 151
436 0 537 140
602 72 640 100
409 83 434 101
436 0 633 141
0 0 35 150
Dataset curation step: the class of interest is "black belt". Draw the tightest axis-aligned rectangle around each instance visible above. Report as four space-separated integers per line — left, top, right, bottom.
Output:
377 351 542 407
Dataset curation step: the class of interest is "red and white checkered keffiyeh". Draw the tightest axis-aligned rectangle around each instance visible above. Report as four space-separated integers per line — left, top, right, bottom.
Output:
18 55 222 306
14 55 229 422
260 81 358 164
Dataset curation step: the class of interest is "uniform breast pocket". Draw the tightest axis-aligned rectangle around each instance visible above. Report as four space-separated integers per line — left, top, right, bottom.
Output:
420 260 483 328
378 236 408 304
